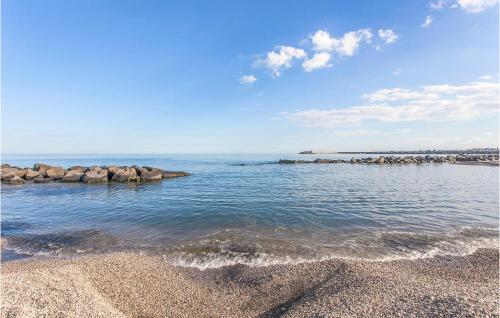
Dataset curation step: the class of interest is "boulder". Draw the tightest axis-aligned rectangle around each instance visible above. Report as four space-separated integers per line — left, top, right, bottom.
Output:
7 176 25 184
68 166 87 172
24 169 41 180
83 168 109 184
1 164 12 169
34 177 52 183
376 156 385 164
137 167 162 182
161 170 190 179
278 159 296 164
62 170 84 182
34 163 57 175
1 167 27 180
111 168 139 182
45 167 65 180
107 166 121 175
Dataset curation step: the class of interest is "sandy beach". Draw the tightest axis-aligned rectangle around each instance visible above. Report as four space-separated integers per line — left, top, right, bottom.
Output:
1 248 498 317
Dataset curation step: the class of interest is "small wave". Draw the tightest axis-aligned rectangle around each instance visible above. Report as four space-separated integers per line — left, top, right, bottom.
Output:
2 229 119 258
164 227 499 270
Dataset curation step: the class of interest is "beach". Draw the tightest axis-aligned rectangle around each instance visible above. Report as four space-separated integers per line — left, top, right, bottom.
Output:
1 248 498 317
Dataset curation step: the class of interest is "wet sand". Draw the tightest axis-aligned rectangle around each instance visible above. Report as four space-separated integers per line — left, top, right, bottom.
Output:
1 248 498 317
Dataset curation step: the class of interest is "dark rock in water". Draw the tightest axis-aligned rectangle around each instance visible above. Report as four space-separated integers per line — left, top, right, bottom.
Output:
111 168 139 182
83 169 108 184
62 170 84 182
137 167 162 182
2 163 190 185
7 176 25 184
34 177 52 183
161 170 191 178
45 167 65 180
278 159 296 164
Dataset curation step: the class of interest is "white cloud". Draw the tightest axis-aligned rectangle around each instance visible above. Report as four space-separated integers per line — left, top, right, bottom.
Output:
255 46 306 77
421 15 434 28
393 69 401 75
377 29 398 44
302 52 332 72
430 0 448 9
285 80 499 128
456 0 498 12
239 75 257 84
478 75 492 80
310 29 373 56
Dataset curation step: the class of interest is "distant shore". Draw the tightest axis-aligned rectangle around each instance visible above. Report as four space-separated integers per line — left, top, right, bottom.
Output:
1 248 498 317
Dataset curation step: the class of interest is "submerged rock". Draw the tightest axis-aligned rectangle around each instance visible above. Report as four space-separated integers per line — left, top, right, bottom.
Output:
162 170 191 178
33 177 52 183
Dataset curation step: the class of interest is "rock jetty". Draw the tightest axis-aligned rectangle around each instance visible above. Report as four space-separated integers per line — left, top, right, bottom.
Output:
279 154 499 165
0 163 190 185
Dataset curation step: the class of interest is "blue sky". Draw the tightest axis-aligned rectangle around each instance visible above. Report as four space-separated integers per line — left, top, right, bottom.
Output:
2 0 499 154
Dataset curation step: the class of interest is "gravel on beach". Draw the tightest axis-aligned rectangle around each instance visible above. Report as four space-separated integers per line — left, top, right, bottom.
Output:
1 248 498 317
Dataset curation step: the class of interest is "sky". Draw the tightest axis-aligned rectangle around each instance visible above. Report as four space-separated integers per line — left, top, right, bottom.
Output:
2 0 499 154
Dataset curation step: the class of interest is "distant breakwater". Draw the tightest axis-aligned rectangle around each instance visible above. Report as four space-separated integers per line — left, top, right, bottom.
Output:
279 154 499 165
1 163 190 185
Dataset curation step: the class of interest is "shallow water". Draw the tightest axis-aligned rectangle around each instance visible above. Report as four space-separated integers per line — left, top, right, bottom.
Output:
1 154 498 268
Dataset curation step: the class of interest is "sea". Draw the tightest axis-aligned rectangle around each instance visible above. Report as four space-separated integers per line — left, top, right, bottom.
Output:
1 154 498 269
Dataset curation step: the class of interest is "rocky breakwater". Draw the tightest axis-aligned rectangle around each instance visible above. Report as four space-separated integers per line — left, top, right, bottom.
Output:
0 163 190 185
279 154 499 165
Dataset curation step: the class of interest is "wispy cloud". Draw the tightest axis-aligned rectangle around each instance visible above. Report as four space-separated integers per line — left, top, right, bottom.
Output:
456 0 498 13
478 74 492 80
285 80 499 128
429 0 498 12
239 74 257 84
254 46 306 77
430 0 448 9
421 15 434 27
377 29 398 44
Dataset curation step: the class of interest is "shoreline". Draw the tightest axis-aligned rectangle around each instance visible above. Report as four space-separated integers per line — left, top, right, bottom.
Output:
2 248 498 317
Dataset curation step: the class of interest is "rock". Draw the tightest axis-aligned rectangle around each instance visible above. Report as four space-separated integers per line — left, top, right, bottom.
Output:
83 169 108 184
111 168 140 182
7 176 25 184
68 166 87 172
107 166 121 175
24 169 41 180
1 167 27 180
136 167 162 182
377 156 385 164
34 177 52 183
278 159 296 164
1 164 12 169
34 163 57 175
62 170 84 182
45 167 65 180
161 171 190 178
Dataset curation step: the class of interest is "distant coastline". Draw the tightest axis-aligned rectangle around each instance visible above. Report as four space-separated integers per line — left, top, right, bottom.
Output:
298 148 500 155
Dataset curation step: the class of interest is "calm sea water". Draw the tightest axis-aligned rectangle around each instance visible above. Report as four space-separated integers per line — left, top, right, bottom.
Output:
1 154 498 268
